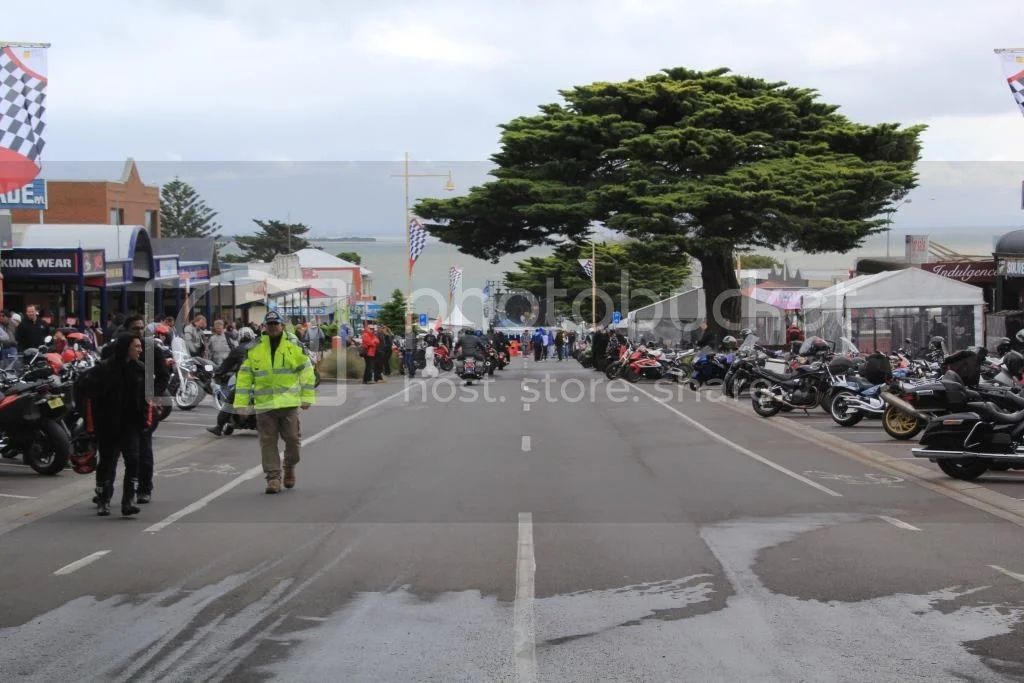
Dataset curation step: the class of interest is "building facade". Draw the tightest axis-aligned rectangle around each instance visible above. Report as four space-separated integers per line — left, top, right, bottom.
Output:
11 158 160 236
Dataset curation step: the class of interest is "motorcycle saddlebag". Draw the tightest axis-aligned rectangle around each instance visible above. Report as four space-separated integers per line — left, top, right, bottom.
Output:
919 412 982 449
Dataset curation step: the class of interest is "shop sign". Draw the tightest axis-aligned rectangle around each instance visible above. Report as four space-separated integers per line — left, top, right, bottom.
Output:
82 249 105 276
0 179 47 210
997 258 1024 278
905 234 930 265
179 263 209 282
922 260 996 284
105 261 128 284
0 249 78 274
156 257 178 278
275 305 329 316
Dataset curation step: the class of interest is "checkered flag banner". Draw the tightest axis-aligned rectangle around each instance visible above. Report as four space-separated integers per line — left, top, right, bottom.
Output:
448 266 463 294
0 45 47 166
409 217 427 268
578 258 594 279
996 49 1024 118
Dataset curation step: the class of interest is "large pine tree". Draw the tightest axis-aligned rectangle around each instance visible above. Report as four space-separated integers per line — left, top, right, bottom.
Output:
235 219 312 262
159 178 222 238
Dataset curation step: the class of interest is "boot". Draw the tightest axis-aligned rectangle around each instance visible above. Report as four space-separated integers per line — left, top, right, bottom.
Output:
265 476 282 494
96 481 113 517
283 466 296 489
136 487 152 505
207 425 223 437
121 478 140 517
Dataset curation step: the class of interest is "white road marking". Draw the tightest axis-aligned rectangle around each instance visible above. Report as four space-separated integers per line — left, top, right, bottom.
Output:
990 564 1024 583
294 616 329 622
153 435 194 440
878 515 921 531
521 436 531 452
53 550 110 576
514 512 537 682
161 421 216 428
144 384 424 533
627 384 842 498
0 493 37 500
523 403 531 412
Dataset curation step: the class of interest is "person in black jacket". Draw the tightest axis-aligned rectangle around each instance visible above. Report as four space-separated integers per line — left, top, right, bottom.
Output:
88 333 148 517
207 327 258 436
15 304 50 351
100 315 171 503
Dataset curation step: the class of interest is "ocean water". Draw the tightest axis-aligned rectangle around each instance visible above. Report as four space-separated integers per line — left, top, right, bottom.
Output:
310 228 1009 323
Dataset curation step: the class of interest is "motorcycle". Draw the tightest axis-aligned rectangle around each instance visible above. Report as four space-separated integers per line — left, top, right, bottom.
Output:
212 375 257 436
458 355 485 385
911 372 1024 480
0 347 73 475
829 378 888 427
689 347 734 390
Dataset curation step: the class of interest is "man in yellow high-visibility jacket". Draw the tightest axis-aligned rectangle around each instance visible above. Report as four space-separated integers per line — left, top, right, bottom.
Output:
235 310 317 494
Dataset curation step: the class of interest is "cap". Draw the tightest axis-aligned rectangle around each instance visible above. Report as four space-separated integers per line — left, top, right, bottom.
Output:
264 310 283 324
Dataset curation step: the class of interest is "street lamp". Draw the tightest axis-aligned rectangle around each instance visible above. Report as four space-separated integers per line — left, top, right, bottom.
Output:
391 154 456 335
885 197 912 258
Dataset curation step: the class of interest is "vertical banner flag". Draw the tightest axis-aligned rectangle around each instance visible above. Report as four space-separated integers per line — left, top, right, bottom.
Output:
408 216 427 274
448 266 463 295
996 48 1024 118
0 44 47 194
578 258 594 279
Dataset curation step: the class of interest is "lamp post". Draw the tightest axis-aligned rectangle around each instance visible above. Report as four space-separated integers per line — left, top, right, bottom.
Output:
391 153 455 336
885 197 912 258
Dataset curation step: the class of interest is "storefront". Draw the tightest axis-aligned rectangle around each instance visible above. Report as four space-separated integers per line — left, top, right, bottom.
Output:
153 255 180 319
994 229 1024 312
1 247 106 321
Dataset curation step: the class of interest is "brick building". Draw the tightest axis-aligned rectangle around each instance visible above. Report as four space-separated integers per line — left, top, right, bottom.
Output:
11 158 160 236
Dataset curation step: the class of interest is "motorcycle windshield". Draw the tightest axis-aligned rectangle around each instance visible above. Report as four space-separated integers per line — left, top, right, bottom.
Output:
839 337 860 357
739 334 759 353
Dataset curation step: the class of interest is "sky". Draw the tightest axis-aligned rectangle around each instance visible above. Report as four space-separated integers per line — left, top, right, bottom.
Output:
10 0 1024 245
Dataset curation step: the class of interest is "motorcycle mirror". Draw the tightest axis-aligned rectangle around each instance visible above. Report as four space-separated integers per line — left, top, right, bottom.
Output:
44 335 53 344
904 338 912 345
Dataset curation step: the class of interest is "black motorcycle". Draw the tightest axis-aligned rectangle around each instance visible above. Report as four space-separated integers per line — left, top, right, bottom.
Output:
0 354 73 475
912 371 1024 480
750 362 833 418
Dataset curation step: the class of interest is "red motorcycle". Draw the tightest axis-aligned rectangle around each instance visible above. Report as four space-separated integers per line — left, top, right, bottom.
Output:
0 350 73 475
433 344 454 372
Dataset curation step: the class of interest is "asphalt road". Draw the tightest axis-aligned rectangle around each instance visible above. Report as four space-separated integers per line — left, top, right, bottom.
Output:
1 359 1024 682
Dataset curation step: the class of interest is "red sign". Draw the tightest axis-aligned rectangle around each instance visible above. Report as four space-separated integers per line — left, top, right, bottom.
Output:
922 260 996 284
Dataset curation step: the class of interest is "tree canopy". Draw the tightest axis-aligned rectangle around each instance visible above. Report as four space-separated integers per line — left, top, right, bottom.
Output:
235 219 311 262
159 178 221 239
336 251 362 264
414 67 924 333
377 289 407 332
503 239 691 325
736 253 781 269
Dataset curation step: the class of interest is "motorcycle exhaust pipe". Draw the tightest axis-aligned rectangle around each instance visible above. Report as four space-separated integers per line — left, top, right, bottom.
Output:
843 398 886 413
911 447 1024 460
753 388 804 410
881 392 925 421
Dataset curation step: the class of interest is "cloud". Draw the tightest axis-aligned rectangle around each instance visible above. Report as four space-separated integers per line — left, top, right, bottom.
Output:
351 20 513 67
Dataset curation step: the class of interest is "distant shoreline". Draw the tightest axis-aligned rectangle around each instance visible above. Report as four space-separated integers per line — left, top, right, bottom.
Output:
315 236 378 242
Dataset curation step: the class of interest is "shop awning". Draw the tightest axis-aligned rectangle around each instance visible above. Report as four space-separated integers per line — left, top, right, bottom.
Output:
15 224 154 280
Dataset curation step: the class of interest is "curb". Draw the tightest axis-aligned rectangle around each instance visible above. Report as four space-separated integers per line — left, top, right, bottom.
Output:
722 399 1024 529
0 435 225 537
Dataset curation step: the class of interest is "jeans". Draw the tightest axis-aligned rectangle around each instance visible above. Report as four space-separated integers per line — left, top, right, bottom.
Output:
404 349 415 377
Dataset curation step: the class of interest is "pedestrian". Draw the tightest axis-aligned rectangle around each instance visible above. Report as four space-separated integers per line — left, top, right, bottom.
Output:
404 326 417 378
555 330 565 361
16 304 50 351
234 311 317 494
361 324 381 383
86 333 149 517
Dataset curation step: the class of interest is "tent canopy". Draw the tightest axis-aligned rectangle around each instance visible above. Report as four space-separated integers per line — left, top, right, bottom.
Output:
803 268 984 310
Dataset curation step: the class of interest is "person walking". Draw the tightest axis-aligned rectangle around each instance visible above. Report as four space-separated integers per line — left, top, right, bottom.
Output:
86 333 149 517
234 311 317 494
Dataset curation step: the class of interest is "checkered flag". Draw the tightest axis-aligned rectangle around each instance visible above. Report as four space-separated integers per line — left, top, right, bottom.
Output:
997 50 1024 118
409 217 427 268
1009 73 1024 117
449 266 463 294
0 47 47 164
578 258 594 279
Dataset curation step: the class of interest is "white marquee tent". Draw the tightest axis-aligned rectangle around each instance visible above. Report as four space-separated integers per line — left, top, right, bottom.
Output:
801 268 985 353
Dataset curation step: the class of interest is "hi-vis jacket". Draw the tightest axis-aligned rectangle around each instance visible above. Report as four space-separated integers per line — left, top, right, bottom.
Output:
234 335 317 412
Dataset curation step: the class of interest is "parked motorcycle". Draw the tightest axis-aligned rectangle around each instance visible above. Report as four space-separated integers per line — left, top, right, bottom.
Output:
0 347 73 475
912 370 1024 480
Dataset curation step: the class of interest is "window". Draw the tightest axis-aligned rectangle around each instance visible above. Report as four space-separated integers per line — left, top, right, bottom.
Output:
145 209 156 231
110 207 124 225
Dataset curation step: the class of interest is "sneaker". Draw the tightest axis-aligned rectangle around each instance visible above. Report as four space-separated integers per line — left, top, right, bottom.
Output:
137 491 151 504
265 478 282 494
283 467 296 489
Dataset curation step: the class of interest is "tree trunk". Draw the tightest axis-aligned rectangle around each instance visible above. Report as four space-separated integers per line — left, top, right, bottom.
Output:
696 251 742 340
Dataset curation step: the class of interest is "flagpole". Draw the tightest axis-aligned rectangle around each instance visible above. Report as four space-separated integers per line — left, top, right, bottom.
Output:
591 239 596 328
404 152 412 336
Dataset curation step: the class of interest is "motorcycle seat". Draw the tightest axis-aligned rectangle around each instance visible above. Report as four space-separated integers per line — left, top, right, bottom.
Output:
966 402 1024 425
757 368 791 383
983 390 1024 409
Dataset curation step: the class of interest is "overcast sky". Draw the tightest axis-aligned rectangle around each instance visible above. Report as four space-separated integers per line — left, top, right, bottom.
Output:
11 0 1024 238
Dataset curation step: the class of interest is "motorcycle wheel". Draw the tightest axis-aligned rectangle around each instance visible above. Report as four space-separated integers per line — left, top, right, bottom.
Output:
605 362 621 380
882 406 923 440
24 419 72 476
937 458 988 481
751 389 782 418
441 359 454 372
624 366 640 383
175 379 204 411
829 392 863 427
314 368 322 388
